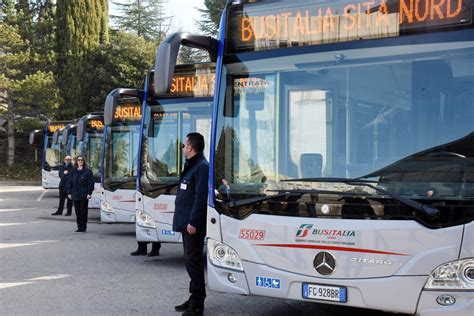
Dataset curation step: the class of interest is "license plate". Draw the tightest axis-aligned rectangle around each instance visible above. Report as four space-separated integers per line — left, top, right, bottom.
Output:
302 283 347 303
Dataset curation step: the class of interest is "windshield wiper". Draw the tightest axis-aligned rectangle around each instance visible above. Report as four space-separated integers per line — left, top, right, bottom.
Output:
226 193 292 208
106 180 136 190
282 177 440 219
148 182 179 193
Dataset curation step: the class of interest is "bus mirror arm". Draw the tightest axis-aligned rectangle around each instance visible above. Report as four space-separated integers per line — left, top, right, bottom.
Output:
154 32 218 95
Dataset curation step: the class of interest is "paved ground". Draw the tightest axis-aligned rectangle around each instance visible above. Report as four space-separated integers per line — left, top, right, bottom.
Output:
0 185 398 315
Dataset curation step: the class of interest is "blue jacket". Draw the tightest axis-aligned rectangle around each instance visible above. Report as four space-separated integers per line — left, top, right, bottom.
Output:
58 163 73 191
67 167 94 201
173 153 209 233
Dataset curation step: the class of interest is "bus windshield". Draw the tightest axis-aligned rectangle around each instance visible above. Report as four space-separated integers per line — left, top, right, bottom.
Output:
140 98 213 197
87 133 103 178
44 135 61 170
104 124 140 190
214 36 474 220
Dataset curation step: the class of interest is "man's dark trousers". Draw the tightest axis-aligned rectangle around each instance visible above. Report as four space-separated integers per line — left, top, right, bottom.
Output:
57 189 73 215
74 199 89 231
182 230 206 307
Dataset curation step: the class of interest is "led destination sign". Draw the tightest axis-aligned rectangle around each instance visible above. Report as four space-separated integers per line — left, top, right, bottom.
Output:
114 104 142 121
48 124 65 133
170 73 216 97
88 119 104 131
149 67 216 98
228 0 472 52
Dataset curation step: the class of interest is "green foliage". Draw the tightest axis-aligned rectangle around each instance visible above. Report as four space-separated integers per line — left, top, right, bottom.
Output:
0 21 60 119
111 0 171 42
196 0 227 37
0 162 42 181
56 0 109 118
85 31 156 112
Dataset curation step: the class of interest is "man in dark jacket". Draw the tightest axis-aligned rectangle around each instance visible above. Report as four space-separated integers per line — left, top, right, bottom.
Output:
173 133 209 316
67 156 95 233
52 156 73 216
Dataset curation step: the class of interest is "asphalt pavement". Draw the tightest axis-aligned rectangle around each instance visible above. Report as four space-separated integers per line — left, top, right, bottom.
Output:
0 184 397 315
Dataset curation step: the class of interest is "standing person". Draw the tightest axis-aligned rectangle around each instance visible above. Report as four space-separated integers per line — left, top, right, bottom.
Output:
52 156 73 216
173 133 209 316
68 155 94 233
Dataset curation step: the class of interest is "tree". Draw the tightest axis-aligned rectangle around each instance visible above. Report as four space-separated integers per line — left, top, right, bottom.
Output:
0 21 61 166
84 31 156 112
56 0 109 118
196 0 227 37
111 0 172 42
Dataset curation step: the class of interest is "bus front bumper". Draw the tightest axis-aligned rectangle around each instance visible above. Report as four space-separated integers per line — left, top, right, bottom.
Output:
136 222 182 243
100 208 135 223
207 259 474 315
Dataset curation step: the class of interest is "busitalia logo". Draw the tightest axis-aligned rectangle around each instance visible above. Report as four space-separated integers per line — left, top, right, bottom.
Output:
296 224 313 238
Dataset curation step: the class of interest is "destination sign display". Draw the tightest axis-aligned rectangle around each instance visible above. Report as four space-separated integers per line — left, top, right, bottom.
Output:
227 0 472 52
114 103 142 121
48 124 65 133
150 66 216 98
88 119 104 131
170 73 216 97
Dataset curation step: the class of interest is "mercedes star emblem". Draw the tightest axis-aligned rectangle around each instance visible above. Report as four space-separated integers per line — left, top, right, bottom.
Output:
313 251 336 276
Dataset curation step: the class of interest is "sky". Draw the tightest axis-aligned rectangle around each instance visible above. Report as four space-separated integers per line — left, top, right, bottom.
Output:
109 0 206 34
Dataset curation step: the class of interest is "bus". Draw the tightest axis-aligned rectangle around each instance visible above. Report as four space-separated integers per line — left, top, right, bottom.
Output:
101 89 142 223
135 64 215 244
154 1 474 314
77 113 105 209
33 121 69 189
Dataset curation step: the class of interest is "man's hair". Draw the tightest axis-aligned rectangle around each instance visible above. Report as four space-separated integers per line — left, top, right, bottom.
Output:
187 132 205 153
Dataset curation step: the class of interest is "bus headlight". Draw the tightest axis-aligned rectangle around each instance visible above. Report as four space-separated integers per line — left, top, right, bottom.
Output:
101 201 114 213
425 258 474 290
208 239 243 271
136 211 155 228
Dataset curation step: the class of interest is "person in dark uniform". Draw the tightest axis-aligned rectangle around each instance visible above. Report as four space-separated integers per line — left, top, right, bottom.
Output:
173 133 209 316
130 241 161 257
52 156 73 216
67 156 94 233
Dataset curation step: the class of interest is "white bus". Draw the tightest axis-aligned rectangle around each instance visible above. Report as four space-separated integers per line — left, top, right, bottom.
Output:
101 89 142 223
135 64 214 244
154 0 474 314
77 113 104 209
30 122 69 189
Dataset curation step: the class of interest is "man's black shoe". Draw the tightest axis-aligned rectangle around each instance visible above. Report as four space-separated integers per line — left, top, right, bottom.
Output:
181 305 204 316
130 249 147 256
174 300 190 312
51 212 62 216
75 229 86 233
147 250 160 257
64 213 72 216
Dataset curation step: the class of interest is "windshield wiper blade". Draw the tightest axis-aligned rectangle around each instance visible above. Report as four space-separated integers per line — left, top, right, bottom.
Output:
148 182 179 193
281 177 440 219
281 177 380 183
106 180 136 190
226 193 291 208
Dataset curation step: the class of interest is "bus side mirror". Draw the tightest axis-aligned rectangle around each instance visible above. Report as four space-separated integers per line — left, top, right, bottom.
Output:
104 88 142 126
53 130 61 145
29 130 41 146
61 126 69 146
154 32 218 95
77 118 86 142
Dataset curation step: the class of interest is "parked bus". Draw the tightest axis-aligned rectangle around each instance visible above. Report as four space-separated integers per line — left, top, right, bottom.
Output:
32 121 69 189
135 64 215 244
77 113 105 209
154 0 474 314
101 89 142 223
